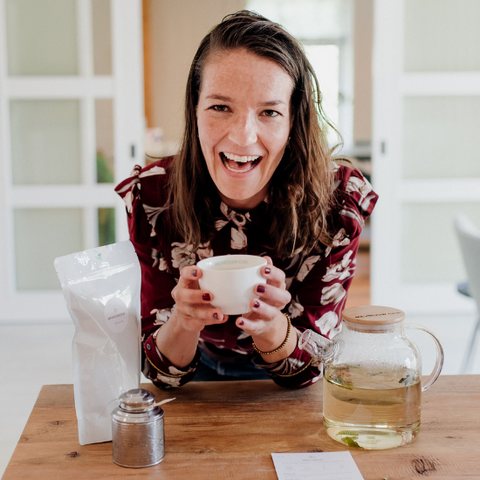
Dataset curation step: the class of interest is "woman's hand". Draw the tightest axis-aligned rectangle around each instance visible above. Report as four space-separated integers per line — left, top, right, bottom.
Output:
171 265 228 332
154 265 227 368
235 257 295 362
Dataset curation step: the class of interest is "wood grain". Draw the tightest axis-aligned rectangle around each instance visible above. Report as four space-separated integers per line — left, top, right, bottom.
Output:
4 376 480 479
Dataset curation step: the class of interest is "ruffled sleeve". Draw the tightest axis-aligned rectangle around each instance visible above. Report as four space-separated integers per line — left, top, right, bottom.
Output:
253 164 378 388
115 159 201 389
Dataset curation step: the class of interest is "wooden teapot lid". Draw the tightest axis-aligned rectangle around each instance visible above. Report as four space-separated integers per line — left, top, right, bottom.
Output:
342 305 405 325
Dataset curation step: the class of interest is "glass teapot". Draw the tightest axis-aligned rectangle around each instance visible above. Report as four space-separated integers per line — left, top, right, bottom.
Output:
299 305 444 450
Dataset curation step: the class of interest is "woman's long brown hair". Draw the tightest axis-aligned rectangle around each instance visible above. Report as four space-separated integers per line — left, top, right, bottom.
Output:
170 10 338 258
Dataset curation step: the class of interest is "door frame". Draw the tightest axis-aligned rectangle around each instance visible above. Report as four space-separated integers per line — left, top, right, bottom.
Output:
370 0 480 315
0 0 144 322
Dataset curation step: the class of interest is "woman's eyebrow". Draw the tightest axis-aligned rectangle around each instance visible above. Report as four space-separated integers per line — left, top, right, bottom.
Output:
205 94 231 102
206 95 287 107
260 100 287 107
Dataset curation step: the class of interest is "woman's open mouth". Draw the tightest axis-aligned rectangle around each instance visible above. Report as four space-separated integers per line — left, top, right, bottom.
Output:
221 152 261 173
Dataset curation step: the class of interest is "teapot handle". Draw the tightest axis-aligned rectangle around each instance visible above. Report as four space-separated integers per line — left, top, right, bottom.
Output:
405 323 444 392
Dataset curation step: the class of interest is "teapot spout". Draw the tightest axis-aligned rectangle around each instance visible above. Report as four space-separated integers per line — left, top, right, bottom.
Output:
299 329 342 364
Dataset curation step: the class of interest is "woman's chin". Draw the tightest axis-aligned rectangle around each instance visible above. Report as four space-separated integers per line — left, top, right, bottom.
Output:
217 187 267 211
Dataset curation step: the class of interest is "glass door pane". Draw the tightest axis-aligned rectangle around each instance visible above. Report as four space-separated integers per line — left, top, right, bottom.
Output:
404 0 480 72
6 0 78 75
98 207 115 246
400 202 480 283
14 208 84 290
10 100 82 185
402 96 480 180
95 98 114 183
92 0 112 75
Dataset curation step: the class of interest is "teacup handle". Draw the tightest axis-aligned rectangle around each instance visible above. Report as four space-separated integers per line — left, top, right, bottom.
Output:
405 323 444 392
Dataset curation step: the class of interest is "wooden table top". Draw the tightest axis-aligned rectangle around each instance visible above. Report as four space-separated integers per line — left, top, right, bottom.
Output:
3 375 480 479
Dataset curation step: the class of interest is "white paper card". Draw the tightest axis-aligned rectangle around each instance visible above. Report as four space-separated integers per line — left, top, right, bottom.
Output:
271 452 364 480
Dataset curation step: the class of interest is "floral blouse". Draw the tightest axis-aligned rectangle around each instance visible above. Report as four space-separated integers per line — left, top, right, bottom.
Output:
115 157 378 389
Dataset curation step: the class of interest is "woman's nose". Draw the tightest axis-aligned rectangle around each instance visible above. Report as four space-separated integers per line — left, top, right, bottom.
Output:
228 112 257 146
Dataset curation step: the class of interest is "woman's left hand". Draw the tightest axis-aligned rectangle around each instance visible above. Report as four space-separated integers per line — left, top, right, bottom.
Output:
236 257 295 362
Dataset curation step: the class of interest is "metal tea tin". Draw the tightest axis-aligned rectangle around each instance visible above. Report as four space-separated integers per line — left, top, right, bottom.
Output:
112 388 165 468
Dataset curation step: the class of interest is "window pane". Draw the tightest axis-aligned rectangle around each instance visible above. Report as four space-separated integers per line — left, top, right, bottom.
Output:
14 208 84 290
246 0 349 40
95 99 114 183
404 0 480 72
401 203 480 284
304 44 339 134
402 96 480 180
6 0 78 75
98 208 115 247
10 100 82 185
92 0 112 75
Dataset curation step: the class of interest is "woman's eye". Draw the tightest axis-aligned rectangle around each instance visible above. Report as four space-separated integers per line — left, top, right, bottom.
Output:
263 110 280 117
210 105 229 112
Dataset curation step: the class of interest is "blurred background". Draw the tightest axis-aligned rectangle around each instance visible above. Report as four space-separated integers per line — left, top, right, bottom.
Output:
1 0 480 474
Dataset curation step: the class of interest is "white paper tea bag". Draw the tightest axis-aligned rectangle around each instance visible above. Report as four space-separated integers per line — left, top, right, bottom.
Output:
55 241 141 445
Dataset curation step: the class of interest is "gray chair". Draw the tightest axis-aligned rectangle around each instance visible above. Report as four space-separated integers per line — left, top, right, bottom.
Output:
454 214 480 374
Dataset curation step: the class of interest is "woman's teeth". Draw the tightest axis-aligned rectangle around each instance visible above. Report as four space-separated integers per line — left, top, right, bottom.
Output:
224 153 259 163
222 153 260 172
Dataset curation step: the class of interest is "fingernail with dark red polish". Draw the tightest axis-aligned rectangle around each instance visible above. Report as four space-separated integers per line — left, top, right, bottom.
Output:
264 267 271 274
257 285 266 293
238 319 244 326
213 313 218 320
253 300 260 308
202 293 211 301
192 269 197 277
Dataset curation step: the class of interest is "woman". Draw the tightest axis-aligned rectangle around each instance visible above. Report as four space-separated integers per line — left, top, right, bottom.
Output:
115 10 378 389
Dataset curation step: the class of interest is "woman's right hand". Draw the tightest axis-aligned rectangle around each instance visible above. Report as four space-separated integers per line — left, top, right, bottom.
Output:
171 265 228 332
154 265 227 368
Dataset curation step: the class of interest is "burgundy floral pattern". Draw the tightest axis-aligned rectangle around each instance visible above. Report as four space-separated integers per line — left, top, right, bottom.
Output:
115 157 378 389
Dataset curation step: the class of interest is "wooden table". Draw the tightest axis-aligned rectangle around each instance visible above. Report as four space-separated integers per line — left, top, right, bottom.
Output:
3 376 480 479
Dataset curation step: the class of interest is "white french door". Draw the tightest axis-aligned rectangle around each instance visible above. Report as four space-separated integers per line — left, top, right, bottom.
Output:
371 0 480 315
0 0 144 321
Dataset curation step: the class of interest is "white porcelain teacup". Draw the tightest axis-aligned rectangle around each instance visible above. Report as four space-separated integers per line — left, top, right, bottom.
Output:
197 255 267 315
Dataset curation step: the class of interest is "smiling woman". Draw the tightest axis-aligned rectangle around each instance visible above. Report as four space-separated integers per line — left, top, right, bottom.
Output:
115 10 378 389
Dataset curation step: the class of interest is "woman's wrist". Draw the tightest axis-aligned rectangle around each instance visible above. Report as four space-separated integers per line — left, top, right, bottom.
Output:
252 313 291 355
154 310 200 368
251 312 297 363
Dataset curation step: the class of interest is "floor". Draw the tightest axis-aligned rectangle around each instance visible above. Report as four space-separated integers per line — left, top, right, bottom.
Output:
1 250 479 477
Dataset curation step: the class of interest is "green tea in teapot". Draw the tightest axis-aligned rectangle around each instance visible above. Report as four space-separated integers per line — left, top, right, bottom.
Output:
323 364 421 450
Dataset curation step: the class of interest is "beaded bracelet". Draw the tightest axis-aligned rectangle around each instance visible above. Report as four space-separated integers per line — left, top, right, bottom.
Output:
252 312 291 355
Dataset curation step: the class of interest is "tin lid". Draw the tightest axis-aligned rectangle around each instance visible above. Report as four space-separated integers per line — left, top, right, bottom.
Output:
119 388 155 412
342 305 405 326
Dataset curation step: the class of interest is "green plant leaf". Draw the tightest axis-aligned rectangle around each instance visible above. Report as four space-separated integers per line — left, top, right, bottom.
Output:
341 436 360 448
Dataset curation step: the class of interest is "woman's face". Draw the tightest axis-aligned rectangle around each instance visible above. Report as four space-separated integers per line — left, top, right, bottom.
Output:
196 48 293 210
